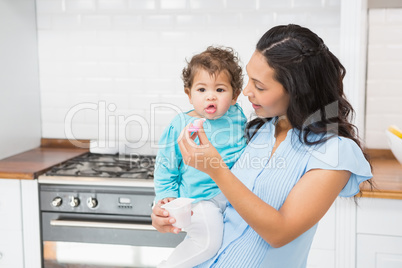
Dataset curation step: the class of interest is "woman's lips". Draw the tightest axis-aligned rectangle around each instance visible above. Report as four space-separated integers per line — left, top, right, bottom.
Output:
252 103 262 109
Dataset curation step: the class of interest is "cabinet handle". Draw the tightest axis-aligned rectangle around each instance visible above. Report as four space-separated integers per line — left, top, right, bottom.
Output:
50 219 156 231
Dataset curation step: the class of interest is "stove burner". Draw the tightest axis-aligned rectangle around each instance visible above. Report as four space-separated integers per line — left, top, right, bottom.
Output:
113 155 155 168
92 163 148 177
45 153 156 179
77 169 102 176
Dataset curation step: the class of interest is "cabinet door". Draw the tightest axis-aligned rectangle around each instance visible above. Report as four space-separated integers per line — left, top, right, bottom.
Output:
21 180 42 268
357 234 402 268
0 230 24 268
357 198 402 236
0 179 22 230
307 204 336 268
0 179 24 268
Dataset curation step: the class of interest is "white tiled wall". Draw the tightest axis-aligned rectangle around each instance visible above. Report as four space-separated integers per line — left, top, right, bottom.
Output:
366 8 402 148
36 0 341 146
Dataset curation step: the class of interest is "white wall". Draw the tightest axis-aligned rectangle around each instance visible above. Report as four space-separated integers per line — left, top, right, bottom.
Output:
365 8 402 148
36 0 341 147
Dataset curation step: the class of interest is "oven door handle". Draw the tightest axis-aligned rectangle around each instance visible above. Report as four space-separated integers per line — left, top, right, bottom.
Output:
50 219 156 231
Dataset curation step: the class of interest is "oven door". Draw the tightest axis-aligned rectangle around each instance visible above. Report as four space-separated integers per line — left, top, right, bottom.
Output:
42 212 186 267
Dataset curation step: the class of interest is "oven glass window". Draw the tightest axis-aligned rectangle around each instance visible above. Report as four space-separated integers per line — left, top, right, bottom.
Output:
43 241 174 268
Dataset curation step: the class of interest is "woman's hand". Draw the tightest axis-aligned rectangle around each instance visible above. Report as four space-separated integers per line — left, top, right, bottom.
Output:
151 198 181 234
178 123 228 177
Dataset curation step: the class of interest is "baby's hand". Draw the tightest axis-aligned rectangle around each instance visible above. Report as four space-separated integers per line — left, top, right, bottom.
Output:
151 198 181 234
161 197 176 204
188 118 206 132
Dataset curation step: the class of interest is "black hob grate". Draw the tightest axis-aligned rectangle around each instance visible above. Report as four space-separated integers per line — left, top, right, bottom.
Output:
46 153 155 179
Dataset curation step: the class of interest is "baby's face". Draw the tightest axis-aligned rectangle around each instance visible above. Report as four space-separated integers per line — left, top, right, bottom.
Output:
186 69 236 120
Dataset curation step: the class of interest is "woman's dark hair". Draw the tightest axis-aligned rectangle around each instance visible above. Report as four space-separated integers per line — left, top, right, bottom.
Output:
182 46 243 99
247 24 373 193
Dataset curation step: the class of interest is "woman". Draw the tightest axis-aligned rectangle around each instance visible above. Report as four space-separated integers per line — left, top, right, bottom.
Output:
151 24 373 267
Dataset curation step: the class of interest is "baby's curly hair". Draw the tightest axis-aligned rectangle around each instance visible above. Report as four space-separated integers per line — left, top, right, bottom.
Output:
182 46 243 99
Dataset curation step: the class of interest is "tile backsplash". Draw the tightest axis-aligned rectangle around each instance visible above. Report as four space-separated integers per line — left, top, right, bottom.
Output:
37 0 341 147
365 8 402 149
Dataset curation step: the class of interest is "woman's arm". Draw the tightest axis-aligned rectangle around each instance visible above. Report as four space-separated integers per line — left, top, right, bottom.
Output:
210 165 349 247
178 124 350 248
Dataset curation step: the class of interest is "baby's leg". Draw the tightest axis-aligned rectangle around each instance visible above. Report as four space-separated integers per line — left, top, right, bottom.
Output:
158 199 224 268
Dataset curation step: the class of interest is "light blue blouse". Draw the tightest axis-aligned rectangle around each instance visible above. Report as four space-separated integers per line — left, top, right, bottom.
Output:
154 104 247 203
196 118 372 268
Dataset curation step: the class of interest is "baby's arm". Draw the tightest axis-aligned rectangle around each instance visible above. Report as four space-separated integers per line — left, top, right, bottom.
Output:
154 124 182 202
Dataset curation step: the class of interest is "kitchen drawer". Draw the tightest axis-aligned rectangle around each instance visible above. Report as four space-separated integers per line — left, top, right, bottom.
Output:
0 179 22 231
357 197 402 237
0 229 24 268
357 234 402 268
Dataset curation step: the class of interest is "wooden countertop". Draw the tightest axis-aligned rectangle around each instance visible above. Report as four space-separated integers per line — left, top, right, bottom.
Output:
361 149 402 200
0 140 401 200
0 139 88 180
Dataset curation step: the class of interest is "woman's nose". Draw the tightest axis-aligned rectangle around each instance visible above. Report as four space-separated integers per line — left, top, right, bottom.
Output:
243 81 253 97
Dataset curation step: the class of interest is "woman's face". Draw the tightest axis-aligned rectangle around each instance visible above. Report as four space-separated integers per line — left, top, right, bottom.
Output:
243 51 290 118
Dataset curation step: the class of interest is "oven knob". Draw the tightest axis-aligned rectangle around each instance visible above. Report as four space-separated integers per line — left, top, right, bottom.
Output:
51 197 62 207
69 196 80 207
87 197 98 208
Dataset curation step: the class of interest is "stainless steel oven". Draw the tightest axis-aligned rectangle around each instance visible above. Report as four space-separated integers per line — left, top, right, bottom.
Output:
38 153 185 268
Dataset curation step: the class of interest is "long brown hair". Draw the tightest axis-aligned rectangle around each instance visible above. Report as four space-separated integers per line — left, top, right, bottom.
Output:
247 24 373 193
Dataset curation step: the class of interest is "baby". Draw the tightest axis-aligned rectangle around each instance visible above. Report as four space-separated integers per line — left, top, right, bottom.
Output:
154 46 247 268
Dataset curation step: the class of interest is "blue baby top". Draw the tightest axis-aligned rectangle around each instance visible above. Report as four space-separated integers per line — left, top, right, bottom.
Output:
154 103 247 203
196 118 372 268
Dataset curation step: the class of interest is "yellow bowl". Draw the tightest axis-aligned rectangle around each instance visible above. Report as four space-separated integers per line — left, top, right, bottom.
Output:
386 130 402 164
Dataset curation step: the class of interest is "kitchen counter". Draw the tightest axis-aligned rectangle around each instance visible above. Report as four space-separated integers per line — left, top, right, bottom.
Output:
361 149 402 200
0 141 401 199
0 139 88 180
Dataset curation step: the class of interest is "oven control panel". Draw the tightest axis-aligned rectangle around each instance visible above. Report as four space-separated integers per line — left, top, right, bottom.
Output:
40 185 155 216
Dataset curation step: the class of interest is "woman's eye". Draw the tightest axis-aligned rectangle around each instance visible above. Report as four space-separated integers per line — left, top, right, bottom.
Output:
216 88 224 92
198 88 206 92
255 85 264 91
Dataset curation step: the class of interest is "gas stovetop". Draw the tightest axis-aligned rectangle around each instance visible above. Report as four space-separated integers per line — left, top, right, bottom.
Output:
38 153 156 187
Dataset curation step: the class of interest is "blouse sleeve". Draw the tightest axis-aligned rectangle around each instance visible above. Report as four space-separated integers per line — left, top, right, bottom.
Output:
305 136 373 197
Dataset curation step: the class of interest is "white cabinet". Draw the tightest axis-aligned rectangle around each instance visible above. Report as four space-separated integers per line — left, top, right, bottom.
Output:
0 179 24 268
0 230 24 268
356 198 402 268
357 234 402 268
0 179 41 268
307 204 336 268
307 198 358 268
307 197 402 268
